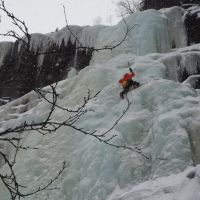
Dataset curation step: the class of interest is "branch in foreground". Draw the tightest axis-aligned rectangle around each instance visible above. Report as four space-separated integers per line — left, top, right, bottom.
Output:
0 83 148 199
0 2 147 199
0 0 31 49
0 148 66 200
1 85 148 158
1 0 137 58
63 5 137 52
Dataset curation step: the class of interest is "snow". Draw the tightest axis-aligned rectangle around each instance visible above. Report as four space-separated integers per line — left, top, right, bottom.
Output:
1 6 200 200
108 166 200 200
182 75 200 87
187 5 200 18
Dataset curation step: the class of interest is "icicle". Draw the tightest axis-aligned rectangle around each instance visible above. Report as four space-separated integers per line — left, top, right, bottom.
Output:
73 48 78 69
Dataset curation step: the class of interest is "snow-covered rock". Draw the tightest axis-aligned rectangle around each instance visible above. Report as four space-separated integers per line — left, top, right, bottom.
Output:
185 5 200 45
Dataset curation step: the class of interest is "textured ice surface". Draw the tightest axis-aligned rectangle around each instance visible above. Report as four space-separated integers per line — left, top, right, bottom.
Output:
0 6 200 200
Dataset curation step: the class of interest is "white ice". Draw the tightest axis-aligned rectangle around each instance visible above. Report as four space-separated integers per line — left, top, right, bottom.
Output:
0 6 200 200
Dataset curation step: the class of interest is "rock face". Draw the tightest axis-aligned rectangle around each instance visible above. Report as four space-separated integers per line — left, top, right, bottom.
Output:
140 0 199 10
0 26 102 99
185 5 200 45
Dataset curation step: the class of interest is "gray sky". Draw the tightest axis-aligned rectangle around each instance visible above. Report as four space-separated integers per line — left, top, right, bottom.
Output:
0 0 120 41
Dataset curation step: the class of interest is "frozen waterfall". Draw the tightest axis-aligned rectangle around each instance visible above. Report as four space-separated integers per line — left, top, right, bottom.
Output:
0 6 200 200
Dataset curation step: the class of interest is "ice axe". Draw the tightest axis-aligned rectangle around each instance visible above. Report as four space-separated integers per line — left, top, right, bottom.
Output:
127 62 133 73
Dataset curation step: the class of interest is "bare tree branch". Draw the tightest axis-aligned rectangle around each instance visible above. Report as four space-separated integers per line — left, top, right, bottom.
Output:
0 0 31 49
117 0 140 16
0 2 148 199
62 5 137 52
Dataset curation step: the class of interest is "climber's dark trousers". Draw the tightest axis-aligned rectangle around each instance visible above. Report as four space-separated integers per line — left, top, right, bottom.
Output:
120 80 140 99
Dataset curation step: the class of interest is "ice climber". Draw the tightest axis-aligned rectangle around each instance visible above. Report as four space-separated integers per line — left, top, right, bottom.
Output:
118 68 140 99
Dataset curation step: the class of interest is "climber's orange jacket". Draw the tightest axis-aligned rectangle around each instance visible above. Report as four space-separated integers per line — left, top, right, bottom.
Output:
118 72 135 87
